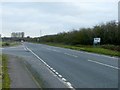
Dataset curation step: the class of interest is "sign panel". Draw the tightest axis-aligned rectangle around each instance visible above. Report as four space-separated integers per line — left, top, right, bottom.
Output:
94 38 101 43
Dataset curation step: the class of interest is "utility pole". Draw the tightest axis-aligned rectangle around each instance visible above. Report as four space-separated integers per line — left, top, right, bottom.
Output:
38 30 42 42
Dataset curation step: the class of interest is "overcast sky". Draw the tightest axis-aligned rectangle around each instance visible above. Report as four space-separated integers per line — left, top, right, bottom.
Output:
1 0 119 37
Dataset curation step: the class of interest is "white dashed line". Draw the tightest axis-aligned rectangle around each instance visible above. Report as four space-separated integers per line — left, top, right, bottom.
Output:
64 53 78 58
48 65 50 68
58 75 62 78
47 48 78 58
23 46 27 51
62 78 67 82
50 68 53 70
52 70 56 72
52 49 61 53
66 82 74 88
47 48 61 53
55 72 59 75
25 46 75 89
66 82 72 86
88 59 119 70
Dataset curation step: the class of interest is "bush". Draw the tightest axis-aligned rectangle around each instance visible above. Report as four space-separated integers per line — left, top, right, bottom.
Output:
101 45 120 51
2 42 10 47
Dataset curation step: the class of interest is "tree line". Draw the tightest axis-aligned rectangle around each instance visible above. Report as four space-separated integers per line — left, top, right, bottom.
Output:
27 21 120 45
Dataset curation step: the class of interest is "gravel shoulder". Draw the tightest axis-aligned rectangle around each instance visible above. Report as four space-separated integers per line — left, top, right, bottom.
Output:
8 55 39 88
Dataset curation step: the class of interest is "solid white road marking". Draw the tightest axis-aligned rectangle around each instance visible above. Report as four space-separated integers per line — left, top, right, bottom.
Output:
88 59 119 70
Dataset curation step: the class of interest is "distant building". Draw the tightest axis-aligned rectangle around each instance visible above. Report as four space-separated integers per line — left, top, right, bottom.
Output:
11 32 24 38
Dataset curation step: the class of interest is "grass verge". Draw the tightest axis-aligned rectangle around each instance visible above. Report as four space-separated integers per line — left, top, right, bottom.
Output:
2 55 10 88
42 43 120 57
0 55 2 89
1 42 20 47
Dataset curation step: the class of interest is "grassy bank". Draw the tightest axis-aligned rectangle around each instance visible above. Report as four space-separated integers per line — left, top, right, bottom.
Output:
0 55 2 89
2 42 20 47
42 43 120 57
2 55 10 88
0 42 20 47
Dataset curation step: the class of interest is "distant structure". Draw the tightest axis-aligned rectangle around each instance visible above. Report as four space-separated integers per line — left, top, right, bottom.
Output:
118 1 120 22
11 32 24 38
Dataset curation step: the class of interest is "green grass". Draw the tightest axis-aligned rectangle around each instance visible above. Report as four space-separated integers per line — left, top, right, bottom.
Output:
9 42 20 46
1 42 20 47
0 42 2 47
2 55 10 88
0 55 2 89
42 43 120 57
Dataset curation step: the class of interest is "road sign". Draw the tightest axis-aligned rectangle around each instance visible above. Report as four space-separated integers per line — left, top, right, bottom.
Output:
93 38 101 45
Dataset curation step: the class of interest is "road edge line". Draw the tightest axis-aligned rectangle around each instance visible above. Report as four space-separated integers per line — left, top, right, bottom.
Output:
25 46 75 90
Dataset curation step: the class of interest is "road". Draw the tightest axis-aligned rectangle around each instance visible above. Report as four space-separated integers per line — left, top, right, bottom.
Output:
2 42 119 89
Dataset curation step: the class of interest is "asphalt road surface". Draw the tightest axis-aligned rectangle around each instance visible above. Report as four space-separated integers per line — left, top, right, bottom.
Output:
8 55 39 88
2 42 119 89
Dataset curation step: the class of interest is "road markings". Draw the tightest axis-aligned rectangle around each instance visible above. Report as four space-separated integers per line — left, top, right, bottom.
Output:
23 45 28 51
64 53 78 58
60 47 118 60
48 65 50 68
50 68 53 70
46 48 61 53
52 49 61 52
55 72 59 75
88 59 120 70
58 75 62 78
62 78 67 81
66 82 73 88
25 46 75 89
52 69 56 72
47 48 78 58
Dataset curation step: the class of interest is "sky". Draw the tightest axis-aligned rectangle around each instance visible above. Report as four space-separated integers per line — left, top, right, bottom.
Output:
0 0 119 37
